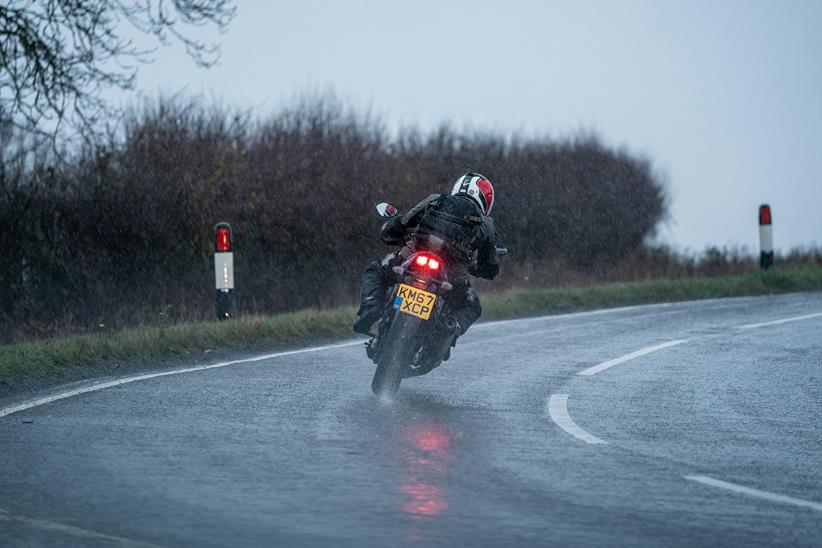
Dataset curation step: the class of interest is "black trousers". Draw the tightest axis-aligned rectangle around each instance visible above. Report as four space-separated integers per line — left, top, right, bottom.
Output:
358 257 482 336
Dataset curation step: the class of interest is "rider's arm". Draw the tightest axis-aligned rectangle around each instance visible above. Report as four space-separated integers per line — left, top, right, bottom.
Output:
379 216 406 245
400 193 441 226
469 216 501 280
379 194 441 244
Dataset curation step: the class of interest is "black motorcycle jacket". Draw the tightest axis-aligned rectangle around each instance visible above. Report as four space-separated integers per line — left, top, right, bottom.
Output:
380 194 500 282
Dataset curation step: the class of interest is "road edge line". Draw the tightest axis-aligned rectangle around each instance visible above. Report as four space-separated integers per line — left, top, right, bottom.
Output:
0 340 362 419
0 507 161 547
738 311 822 330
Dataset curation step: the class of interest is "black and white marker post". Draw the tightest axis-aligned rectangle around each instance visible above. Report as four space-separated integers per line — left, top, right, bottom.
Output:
759 204 774 270
214 222 237 319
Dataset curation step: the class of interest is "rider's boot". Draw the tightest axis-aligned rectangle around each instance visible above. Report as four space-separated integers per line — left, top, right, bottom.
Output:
353 297 382 334
353 261 391 334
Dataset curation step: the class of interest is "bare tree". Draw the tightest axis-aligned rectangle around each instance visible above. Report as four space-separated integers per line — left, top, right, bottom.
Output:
0 0 235 139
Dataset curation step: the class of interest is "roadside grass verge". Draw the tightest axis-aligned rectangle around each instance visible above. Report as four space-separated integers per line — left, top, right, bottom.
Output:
481 266 822 319
0 307 356 392
2 266 821 391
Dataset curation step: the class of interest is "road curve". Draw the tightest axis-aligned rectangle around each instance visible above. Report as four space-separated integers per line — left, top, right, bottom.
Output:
2 293 821 547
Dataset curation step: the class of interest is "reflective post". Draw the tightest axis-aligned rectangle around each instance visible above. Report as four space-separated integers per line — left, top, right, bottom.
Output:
759 204 773 270
214 222 237 319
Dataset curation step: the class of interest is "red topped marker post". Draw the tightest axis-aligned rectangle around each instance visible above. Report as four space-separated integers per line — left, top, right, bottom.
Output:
758 204 774 270
214 222 237 319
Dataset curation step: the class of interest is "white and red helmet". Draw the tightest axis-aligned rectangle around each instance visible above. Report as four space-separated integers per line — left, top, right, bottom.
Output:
451 172 495 215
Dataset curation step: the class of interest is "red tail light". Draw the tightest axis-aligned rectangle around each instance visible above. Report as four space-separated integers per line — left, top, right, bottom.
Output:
414 254 441 272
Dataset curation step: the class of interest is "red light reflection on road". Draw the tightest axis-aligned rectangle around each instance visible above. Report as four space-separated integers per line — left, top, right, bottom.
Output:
410 425 453 458
399 424 454 518
400 479 448 516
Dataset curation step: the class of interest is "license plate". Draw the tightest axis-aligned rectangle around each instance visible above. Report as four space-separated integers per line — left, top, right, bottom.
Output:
394 284 437 320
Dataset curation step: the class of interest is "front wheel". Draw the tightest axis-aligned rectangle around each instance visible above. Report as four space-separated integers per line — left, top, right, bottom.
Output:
371 312 420 396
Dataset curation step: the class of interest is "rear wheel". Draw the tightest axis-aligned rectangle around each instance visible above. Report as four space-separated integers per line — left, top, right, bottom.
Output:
371 312 419 396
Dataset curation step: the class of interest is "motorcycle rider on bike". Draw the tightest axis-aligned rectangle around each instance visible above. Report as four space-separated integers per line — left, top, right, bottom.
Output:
353 173 501 346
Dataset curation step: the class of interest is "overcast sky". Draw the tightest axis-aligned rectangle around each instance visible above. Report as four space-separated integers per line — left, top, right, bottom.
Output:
116 0 822 252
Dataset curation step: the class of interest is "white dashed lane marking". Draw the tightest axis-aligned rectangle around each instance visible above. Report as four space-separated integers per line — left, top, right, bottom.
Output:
685 475 822 512
546 394 607 444
578 339 689 376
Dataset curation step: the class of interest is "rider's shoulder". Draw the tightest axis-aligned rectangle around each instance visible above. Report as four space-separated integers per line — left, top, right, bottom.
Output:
411 193 443 211
480 215 497 236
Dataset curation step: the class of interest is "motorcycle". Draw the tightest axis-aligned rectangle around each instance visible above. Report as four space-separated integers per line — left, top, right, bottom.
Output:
365 202 505 397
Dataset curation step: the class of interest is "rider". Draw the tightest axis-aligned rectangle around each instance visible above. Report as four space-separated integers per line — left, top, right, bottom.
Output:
353 172 501 339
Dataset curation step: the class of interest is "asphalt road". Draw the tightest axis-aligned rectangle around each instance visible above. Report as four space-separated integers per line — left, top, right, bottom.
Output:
1 293 821 547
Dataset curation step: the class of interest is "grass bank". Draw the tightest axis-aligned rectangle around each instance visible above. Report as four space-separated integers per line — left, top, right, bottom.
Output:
2 266 821 392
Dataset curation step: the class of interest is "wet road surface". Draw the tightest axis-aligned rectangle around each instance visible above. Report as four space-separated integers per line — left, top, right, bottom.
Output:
2 293 821 546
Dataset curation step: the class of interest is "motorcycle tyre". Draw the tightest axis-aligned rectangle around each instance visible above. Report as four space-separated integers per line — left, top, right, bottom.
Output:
371 312 420 396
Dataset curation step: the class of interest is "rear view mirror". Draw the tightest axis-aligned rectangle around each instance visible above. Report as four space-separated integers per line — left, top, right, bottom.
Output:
376 202 399 218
